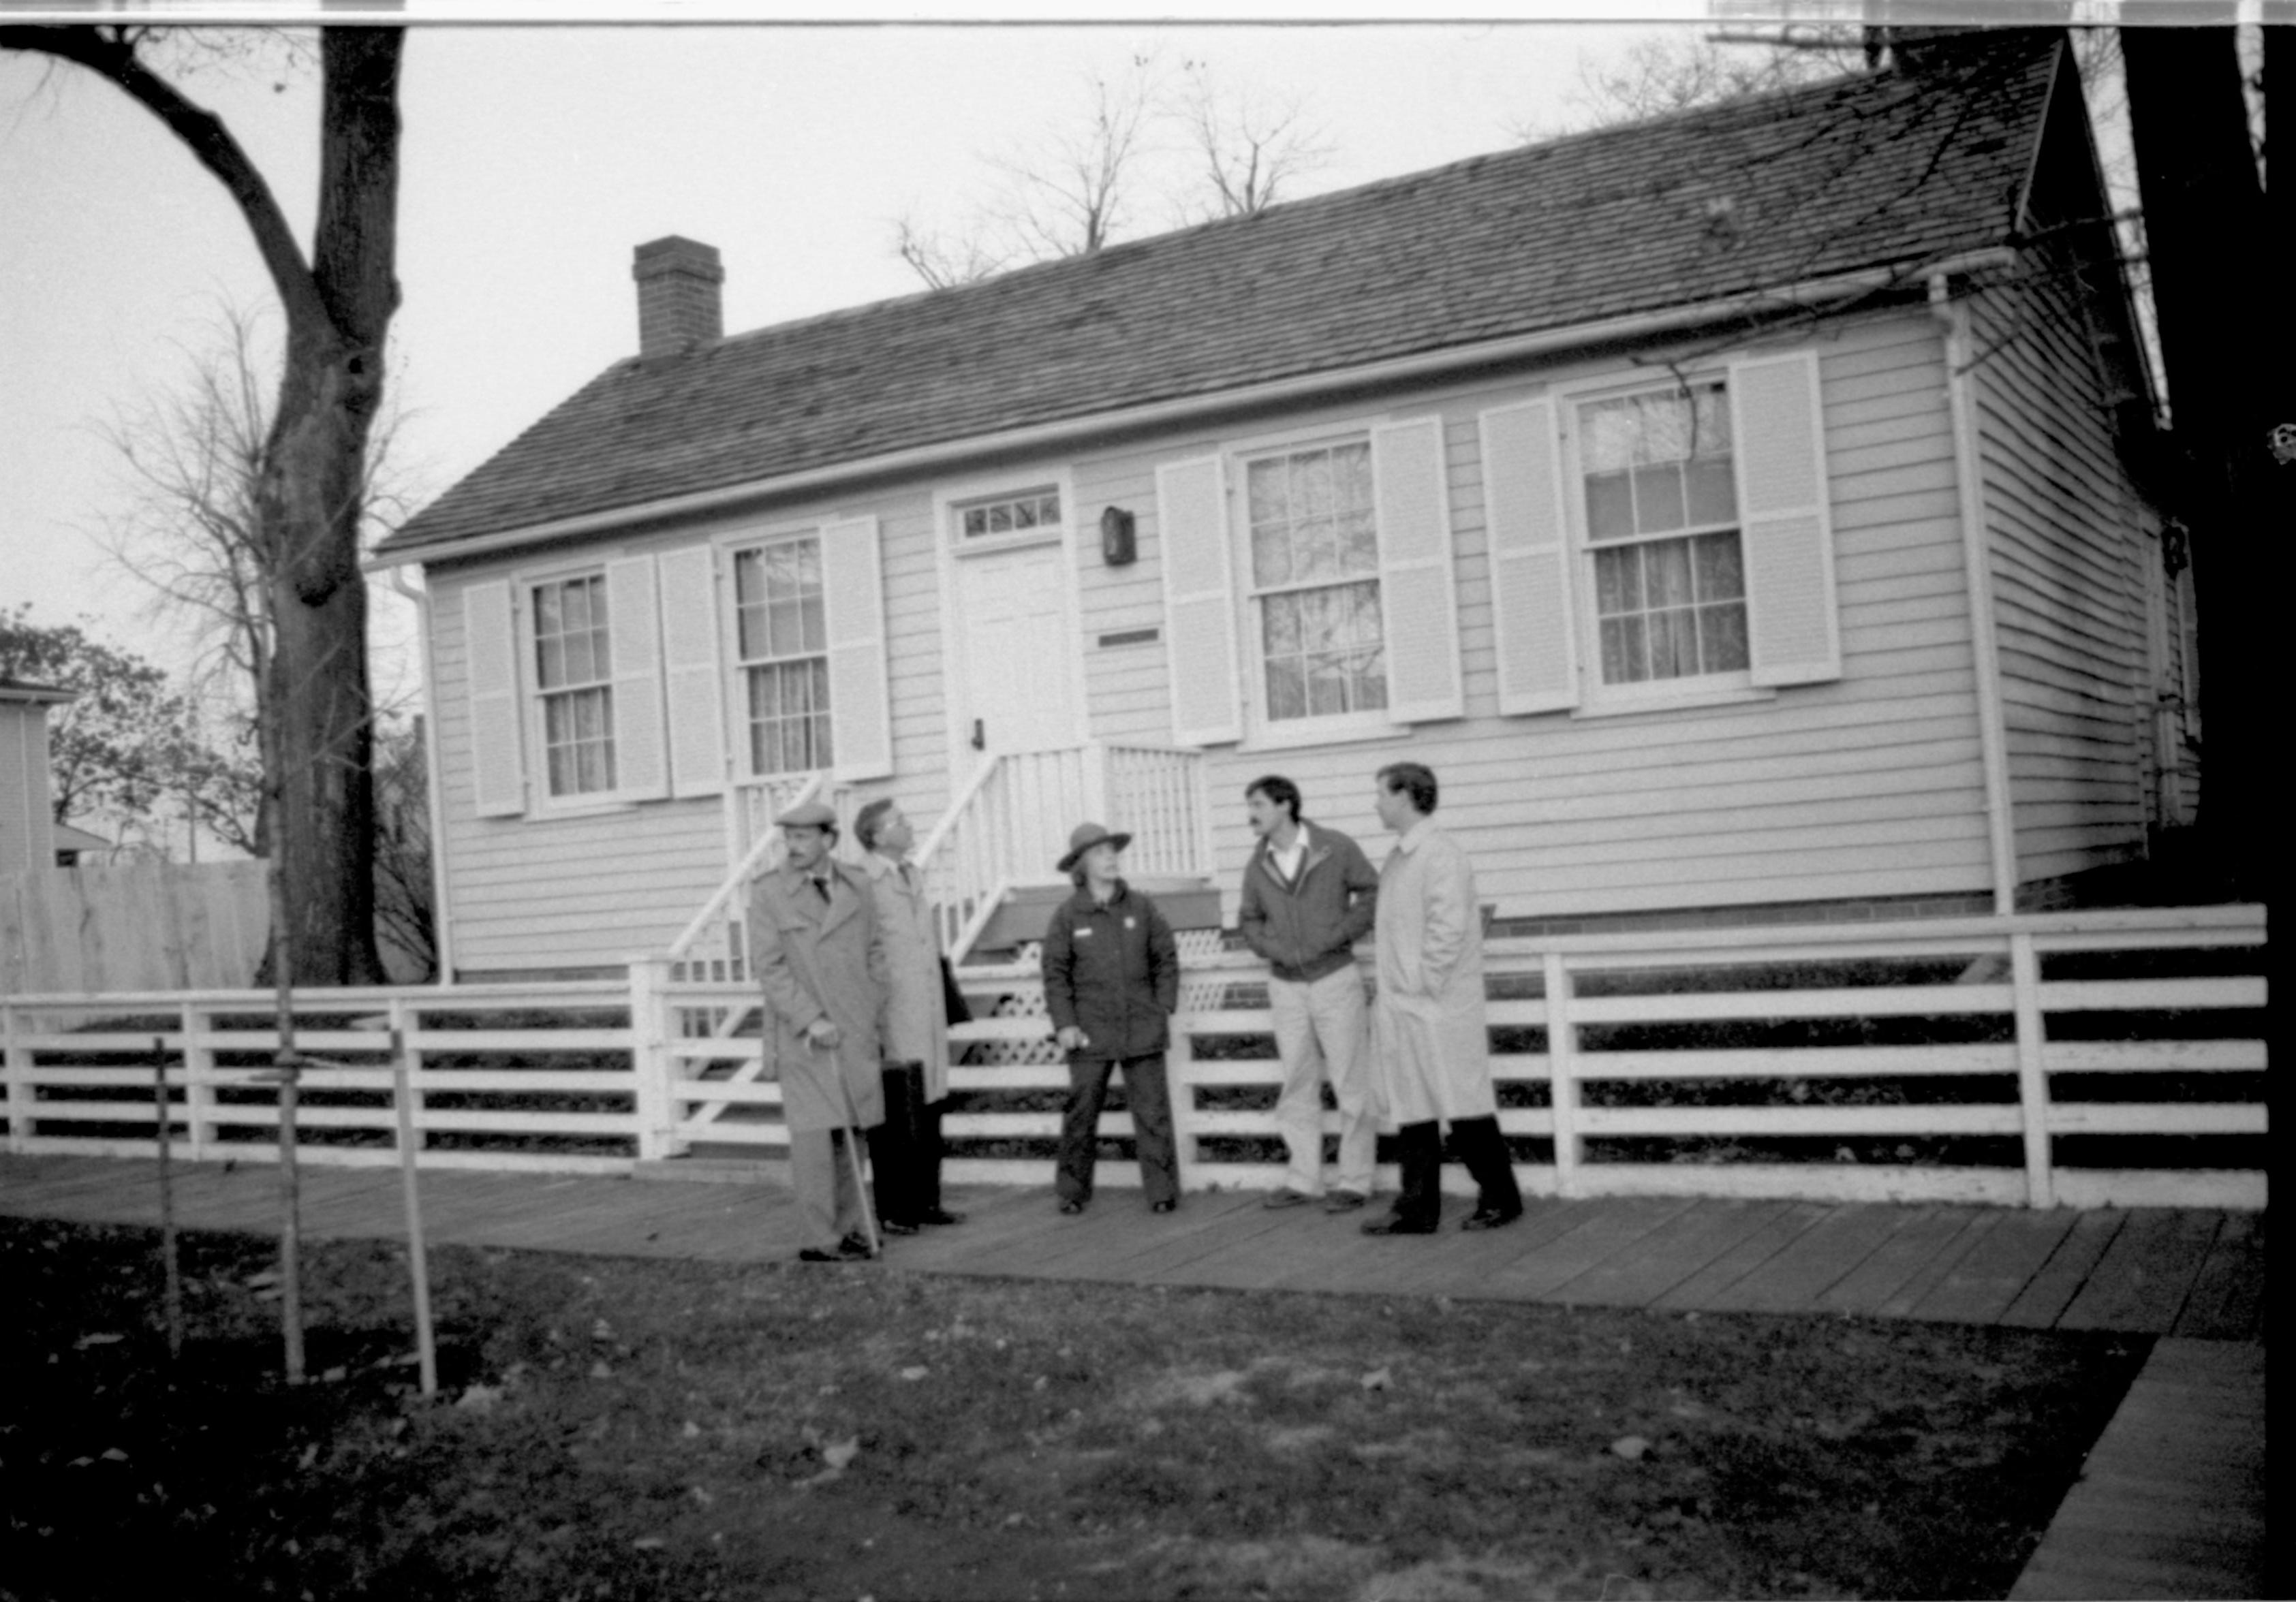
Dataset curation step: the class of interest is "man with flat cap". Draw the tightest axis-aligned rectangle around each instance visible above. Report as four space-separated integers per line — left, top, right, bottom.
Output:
749 799 890 1262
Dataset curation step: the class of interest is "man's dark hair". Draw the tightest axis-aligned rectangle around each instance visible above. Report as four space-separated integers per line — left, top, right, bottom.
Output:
1376 761 1438 816
1245 774 1303 823
854 797 896 851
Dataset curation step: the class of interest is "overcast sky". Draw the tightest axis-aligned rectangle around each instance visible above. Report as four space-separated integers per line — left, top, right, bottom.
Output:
2 16 1718 705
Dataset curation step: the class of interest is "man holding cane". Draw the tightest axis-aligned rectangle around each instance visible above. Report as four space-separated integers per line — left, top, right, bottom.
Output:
749 800 890 1262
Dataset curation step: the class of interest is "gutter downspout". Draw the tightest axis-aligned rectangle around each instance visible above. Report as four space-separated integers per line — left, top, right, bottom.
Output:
1932 274 2019 917
388 566 456 984
366 250 2019 574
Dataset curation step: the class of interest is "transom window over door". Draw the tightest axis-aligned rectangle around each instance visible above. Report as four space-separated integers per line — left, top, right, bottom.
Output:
1247 441 1389 721
959 488 1061 541
1579 382 1750 685
734 537 832 774
533 574 615 796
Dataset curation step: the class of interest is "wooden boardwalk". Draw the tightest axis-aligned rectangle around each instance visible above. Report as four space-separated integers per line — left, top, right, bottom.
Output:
0 1155 2267 1598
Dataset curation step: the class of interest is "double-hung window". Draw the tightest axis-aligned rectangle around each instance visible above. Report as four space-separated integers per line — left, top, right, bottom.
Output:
1478 348 1837 719
1156 415 1461 749
531 573 617 796
734 535 832 774
1245 441 1389 724
1577 381 1751 689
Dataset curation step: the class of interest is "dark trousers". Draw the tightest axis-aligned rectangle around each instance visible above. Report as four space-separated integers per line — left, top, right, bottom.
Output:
869 1061 947 1226
1391 1114 1522 1226
1057 1053 1178 1206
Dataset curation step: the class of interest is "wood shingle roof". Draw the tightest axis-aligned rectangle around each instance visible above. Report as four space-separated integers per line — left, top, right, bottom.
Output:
380 35 2061 558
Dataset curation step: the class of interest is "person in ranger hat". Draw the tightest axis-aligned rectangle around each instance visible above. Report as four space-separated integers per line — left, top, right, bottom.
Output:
748 798 890 1262
1040 821 1182 1216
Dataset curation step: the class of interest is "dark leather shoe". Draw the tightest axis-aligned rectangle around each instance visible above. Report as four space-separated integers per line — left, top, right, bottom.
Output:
796 1247 846 1263
836 1233 878 1259
1361 1213 1438 1236
879 1219 920 1236
1262 1188 1314 1210
916 1208 967 1226
1058 1198 1087 1215
1461 1206 1523 1231
1150 1199 1177 1214
1323 1189 1370 1214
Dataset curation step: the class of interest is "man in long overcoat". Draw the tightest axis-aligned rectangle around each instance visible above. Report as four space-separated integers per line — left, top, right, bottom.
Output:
1361 761 1523 1236
854 797 964 1231
749 800 888 1261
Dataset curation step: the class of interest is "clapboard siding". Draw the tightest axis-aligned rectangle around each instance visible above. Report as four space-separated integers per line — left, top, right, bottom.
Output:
1057 311 1989 920
423 296 2167 966
428 483 958 976
1968 261 2150 882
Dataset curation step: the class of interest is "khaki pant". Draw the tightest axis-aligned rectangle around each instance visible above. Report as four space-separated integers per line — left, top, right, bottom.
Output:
1270 964 1376 1197
788 1125 872 1251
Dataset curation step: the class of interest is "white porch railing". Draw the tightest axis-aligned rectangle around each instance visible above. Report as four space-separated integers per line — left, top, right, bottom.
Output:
5 906 2264 1211
914 740 1211 960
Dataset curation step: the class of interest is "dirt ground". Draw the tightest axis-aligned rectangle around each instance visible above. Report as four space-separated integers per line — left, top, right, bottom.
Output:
0 1216 2147 1601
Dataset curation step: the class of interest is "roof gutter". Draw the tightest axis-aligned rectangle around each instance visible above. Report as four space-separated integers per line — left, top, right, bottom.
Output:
367 248 2017 574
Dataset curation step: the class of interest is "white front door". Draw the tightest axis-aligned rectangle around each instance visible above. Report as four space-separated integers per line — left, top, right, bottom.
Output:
954 541 1083 761
952 540 1085 877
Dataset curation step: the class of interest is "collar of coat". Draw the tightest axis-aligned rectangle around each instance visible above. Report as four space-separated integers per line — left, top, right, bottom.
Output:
1393 817 1438 855
1254 820 1333 879
775 855 863 910
862 850 916 886
1064 878 1134 914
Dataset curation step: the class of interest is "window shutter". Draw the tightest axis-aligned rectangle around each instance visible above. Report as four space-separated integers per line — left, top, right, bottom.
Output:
655 545 727 798
1157 456 1241 747
1478 398 1580 714
606 556 670 800
1372 417 1465 723
463 579 526 819
1732 349 1842 687
822 515 894 781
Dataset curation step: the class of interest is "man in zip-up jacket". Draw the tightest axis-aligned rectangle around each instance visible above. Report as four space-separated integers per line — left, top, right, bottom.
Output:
1235 776 1381 1212
1040 822 1182 1214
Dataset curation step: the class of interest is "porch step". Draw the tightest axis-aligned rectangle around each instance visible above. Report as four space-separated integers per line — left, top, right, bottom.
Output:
967 875 1222 958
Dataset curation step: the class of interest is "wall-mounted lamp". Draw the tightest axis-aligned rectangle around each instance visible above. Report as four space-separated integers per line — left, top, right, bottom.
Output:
1100 505 1137 567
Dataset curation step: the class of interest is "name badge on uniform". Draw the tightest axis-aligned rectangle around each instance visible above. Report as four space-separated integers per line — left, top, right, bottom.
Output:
1074 927 1094 938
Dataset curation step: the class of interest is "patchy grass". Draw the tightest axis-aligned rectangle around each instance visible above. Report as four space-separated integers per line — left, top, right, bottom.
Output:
1 1215 2144 1601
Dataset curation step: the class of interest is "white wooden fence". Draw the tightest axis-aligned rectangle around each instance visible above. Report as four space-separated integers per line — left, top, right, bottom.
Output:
2 905 2267 1210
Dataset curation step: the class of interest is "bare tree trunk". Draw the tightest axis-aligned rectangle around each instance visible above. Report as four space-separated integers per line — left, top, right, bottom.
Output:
257 28 401 985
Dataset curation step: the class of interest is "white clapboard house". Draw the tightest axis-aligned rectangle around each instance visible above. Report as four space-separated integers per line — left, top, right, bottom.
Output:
373 31 2199 984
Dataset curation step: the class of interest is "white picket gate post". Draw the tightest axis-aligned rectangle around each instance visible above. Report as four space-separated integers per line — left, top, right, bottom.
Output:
1542 951 1582 1197
2008 931 2055 1208
3 1001 30 1153
1168 1005 1202 1194
627 956 676 1161
181 999 218 1158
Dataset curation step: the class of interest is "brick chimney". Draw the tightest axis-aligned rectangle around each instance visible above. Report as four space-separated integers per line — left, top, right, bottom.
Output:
632 236 724 359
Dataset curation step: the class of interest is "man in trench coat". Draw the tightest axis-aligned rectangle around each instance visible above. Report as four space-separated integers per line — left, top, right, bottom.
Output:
854 796 965 1231
749 800 889 1262
1361 761 1525 1236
